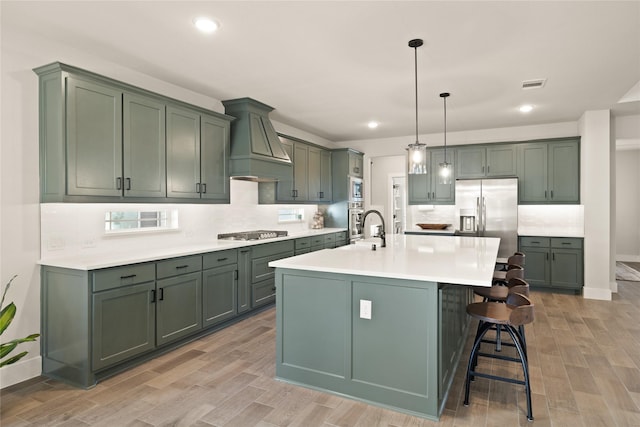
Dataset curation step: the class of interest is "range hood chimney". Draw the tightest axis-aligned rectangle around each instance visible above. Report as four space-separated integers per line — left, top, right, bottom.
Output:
222 97 292 182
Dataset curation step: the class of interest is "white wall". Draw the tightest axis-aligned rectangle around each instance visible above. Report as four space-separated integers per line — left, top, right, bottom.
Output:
616 149 640 262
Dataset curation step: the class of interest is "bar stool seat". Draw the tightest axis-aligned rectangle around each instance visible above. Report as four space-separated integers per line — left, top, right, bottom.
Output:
474 277 529 302
492 264 524 286
464 292 535 421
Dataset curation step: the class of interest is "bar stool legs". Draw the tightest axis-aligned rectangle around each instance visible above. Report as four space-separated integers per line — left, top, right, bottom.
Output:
464 321 533 421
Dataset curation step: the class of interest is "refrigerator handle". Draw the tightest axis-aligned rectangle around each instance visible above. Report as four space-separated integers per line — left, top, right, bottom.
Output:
482 196 487 232
476 197 482 232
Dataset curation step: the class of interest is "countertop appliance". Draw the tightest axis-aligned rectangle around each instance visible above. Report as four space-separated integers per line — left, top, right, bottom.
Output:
455 178 518 258
217 230 288 241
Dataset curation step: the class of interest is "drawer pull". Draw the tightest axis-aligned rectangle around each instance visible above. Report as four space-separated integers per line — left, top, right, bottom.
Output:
120 274 137 279
561 242 571 245
217 257 228 262
175 265 189 269
531 241 540 244
271 287 276 291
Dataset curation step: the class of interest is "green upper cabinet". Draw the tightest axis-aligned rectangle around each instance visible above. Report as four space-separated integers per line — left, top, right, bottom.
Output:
331 148 364 201
408 148 454 205
272 135 332 203
34 62 232 203
123 93 166 198
349 151 364 178
66 77 123 197
456 144 516 179
517 138 579 204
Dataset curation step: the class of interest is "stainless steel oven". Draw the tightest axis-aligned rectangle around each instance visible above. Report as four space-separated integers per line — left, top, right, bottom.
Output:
348 202 364 242
350 177 363 202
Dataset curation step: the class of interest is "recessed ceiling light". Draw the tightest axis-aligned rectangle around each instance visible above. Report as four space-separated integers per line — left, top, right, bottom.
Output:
193 17 219 33
368 121 379 129
519 104 533 113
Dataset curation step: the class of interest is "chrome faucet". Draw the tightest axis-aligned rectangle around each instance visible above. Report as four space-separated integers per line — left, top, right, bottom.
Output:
361 209 386 248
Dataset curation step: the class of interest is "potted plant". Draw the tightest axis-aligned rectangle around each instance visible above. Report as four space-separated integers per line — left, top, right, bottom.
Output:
1 275 40 367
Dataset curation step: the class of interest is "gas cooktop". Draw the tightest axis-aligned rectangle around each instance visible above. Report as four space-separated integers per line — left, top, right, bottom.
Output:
217 230 288 241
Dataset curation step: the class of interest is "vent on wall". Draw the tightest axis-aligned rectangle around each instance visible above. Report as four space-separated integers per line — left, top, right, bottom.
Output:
522 78 546 89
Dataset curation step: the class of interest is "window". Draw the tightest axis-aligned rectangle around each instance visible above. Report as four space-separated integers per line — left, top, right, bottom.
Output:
105 210 178 233
278 208 305 223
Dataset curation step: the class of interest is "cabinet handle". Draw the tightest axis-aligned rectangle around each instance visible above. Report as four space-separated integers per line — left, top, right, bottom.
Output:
319 191 324 199
217 257 228 262
531 241 540 244
234 270 238 280
482 166 485 173
546 253 549 260
202 183 207 194
544 190 547 199
432 192 435 199
240 249 250 254
126 178 131 190
487 165 490 173
196 183 201 193
175 265 188 269
120 274 137 279
354 167 360 173
550 190 554 199
159 288 164 301
552 253 555 261
151 289 156 303
116 177 122 190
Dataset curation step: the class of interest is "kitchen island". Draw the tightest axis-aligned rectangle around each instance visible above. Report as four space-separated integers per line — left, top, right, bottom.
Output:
269 234 500 420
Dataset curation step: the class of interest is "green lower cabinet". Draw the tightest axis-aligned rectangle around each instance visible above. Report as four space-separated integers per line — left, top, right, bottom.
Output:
276 268 468 420
92 281 156 371
156 271 203 346
202 264 237 328
238 248 253 313
519 236 583 293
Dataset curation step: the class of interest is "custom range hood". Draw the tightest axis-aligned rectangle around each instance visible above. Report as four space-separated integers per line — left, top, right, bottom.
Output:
222 97 292 182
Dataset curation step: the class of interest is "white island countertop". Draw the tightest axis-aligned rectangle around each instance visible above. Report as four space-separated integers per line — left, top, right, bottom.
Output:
270 234 500 287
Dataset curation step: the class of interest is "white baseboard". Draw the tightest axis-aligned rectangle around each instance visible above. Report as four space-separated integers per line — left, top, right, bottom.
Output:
583 286 612 301
0 356 42 389
617 254 640 263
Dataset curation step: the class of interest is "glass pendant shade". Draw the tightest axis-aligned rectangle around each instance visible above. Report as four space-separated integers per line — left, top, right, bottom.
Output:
438 161 452 184
408 142 427 175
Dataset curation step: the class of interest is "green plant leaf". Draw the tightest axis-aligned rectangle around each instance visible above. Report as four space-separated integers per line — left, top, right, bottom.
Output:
0 302 16 335
0 275 18 310
0 350 28 368
0 341 18 359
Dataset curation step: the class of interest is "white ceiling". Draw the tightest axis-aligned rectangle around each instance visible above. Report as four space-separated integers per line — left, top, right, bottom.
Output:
2 1 639 143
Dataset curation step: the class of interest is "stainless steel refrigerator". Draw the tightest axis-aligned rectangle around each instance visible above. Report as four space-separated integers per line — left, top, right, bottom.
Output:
454 178 518 259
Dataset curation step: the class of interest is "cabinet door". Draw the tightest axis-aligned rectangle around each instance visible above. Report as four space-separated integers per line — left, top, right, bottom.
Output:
166 106 201 198
320 149 333 202
486 144 516 177
349 152 364 178
517 143 548 203
456 147 486 179
276 138 296 201
202 264 237 327
551 248 583 289
430 149 455 204
237 248 252 314
92 282 155 370
408 174 430 204
200 114 230 201
293 142 309 200
548 141 580 203
66 77 122 196
308 145 322 202
156 272 202 345
520 247 550 287
123 93 166 198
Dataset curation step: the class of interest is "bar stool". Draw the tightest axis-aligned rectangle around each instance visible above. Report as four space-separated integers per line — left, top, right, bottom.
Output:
492 264 524 286
495 252 525 271
464 292 535 421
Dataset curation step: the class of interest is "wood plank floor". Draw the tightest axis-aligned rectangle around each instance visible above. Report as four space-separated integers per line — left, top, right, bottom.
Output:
2 280 640 426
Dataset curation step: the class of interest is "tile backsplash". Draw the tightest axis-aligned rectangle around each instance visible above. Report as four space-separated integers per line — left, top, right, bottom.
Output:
40 180 319 260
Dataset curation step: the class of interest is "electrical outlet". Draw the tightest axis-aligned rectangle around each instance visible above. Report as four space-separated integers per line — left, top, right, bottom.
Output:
360 299 372 320
47 237 65 251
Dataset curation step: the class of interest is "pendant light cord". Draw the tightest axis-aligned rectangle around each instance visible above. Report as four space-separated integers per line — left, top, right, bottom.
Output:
443 95 447 161
414 46 419 144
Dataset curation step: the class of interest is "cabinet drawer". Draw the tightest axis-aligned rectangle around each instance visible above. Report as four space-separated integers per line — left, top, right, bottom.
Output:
156 255 202 279
203 249 238 270
252 240 295 259
252 278 276 308
519 237 550 247
335 231 348 241
310 236 325 248
295 237 311 250
324 233 336 244
252 253 293 283
551 238 583 249
92 263 155 292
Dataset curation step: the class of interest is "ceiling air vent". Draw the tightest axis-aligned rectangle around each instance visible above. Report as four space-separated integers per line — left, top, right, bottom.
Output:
522 78 546 90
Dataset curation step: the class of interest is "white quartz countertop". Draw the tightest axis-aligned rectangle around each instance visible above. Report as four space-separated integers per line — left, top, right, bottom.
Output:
270 234 500 287
38 228 346 270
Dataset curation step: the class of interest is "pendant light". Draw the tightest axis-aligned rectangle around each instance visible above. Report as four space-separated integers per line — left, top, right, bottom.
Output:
438 92 452 184
407 39 427 175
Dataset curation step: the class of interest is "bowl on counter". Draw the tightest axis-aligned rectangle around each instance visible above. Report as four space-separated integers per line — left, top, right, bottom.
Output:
416 223 450 230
